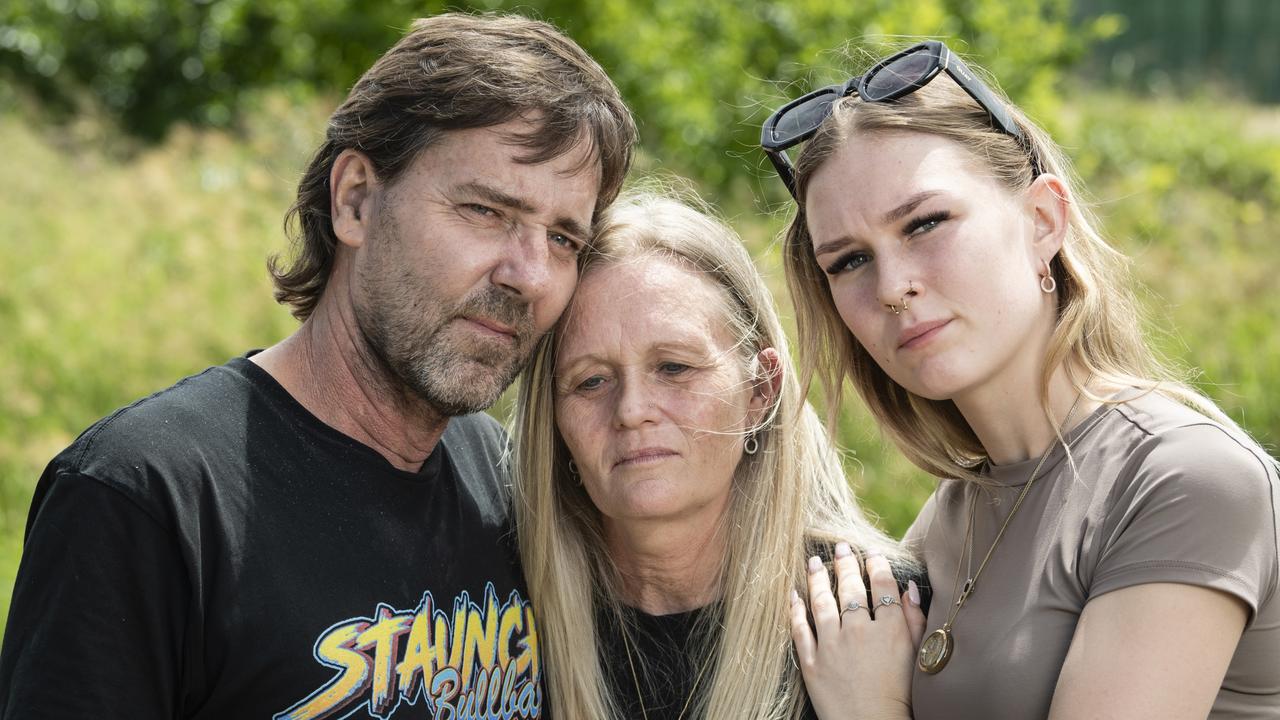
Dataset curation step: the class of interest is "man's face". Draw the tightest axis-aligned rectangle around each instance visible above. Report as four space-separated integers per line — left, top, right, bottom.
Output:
352 121 600 416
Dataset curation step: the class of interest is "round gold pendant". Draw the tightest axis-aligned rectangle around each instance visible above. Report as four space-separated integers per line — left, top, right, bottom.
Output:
917 627 953 674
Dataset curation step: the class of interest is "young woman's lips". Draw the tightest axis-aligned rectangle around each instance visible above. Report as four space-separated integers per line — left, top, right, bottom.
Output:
898 319 951 350
613 448 679 468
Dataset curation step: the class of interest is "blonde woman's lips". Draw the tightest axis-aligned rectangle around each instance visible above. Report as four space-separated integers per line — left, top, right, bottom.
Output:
613 448 679 468
898 318 951 349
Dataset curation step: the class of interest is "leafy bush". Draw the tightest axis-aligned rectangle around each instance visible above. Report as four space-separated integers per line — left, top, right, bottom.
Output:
3 0 1097 193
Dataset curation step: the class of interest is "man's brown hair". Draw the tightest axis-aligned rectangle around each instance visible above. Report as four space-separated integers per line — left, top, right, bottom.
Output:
271 12 636 320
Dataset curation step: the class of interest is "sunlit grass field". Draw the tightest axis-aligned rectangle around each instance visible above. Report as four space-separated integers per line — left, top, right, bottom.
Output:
2 89 1278 637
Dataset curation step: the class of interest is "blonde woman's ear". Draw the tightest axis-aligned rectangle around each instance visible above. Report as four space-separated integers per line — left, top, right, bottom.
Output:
750 348 784 413
1025 172 1071 259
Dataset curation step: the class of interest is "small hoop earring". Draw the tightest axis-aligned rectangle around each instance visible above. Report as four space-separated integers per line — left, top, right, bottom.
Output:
743 435 759 456
567 459 581 484
1040 259 1057 294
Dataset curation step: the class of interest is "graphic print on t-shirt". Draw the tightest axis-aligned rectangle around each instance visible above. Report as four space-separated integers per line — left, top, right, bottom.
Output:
275 583 541 720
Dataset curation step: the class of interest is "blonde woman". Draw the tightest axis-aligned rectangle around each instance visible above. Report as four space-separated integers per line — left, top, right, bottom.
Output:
511 189 927 720
764 41 1280 718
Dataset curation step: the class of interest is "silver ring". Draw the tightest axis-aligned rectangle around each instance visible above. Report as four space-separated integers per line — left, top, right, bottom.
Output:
840 600 868 618
880 595 900 607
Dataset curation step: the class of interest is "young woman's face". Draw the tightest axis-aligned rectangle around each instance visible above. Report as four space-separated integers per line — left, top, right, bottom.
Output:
553 257 759 527
804 130 1057 403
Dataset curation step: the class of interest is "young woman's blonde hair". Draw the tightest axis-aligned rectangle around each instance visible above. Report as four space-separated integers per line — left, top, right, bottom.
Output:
512 185 914 719
781 52 1245 482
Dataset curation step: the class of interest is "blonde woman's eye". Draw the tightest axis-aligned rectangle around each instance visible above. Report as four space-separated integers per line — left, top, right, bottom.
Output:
905 210 950 236
824 250 869 275
577 375 606 391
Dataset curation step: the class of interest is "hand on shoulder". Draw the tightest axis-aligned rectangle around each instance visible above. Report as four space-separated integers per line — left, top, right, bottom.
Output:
791 543 925 720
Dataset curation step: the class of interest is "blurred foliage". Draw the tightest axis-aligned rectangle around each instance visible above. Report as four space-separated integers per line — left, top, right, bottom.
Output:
1 0 1115 195
1074 0 1280 103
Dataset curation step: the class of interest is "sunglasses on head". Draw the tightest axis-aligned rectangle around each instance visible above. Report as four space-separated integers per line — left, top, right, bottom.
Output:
761 40 1041 199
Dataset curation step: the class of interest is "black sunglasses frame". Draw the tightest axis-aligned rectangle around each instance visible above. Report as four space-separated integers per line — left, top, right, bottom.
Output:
761 40 1041 199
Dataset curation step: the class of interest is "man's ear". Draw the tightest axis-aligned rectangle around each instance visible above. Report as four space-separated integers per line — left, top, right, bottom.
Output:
330 149 379 249
1025 172 1070 261
748 347 784 422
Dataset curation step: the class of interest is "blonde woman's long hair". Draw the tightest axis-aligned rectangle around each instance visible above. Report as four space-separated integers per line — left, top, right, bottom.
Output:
512 186 913 719
781 52 1250 482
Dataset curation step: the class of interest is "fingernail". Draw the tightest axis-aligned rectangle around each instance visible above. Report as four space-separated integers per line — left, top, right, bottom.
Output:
834 542 851 558
790 589 801 604
865 550 884 560
908 579 921 607
807 555 822 573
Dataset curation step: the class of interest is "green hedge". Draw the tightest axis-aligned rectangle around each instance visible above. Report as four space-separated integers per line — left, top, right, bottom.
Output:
3 0 1099 193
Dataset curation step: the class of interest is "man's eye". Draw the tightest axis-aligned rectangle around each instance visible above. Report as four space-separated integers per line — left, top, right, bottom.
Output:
463 203 498 217
550 232 581 253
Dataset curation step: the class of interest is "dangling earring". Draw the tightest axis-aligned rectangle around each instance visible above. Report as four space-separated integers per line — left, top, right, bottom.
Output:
1040 258 1057 294
743 434 759 456
568 459 581 484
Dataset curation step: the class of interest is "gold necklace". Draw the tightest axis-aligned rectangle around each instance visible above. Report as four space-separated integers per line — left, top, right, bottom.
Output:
917 390 1089 675
620 622 716 720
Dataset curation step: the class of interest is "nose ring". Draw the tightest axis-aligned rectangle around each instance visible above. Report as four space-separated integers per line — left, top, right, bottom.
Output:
887 282 917 315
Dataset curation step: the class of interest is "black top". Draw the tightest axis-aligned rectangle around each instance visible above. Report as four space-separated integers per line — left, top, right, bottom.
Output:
0 356 543 719
596 563 929 720
599 605 718 720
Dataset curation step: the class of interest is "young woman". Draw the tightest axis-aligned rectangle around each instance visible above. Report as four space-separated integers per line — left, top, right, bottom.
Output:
764 41 1279 718
511 189 926 720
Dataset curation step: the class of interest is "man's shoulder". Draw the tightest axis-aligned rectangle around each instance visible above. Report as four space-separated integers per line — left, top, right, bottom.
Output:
440 412 512 522
441 411 506 457
47 358 264 500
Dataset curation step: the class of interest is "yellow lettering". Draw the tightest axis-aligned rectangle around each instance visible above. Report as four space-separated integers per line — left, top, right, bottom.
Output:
355 606 412 716
461 588 499 686
273 621 371 720
396 594 435 697
496 600 523 668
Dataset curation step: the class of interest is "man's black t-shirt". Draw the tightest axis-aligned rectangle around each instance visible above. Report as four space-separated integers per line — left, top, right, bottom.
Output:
0 356 543 719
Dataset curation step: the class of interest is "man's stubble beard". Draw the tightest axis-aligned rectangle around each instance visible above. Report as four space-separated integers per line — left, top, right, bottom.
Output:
355 214 539 417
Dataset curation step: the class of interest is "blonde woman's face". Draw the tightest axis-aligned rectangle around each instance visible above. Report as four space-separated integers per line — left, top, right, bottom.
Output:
553 258 758 528
804 130 1055 403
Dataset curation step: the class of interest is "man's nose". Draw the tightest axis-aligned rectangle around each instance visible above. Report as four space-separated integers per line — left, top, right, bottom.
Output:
490 224 553 301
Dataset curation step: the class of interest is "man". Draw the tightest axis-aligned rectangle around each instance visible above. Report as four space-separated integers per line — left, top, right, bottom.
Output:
0 13 634 719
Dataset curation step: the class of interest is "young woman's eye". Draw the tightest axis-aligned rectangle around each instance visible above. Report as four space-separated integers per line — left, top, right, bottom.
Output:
824 250 870 276
905 210 950 236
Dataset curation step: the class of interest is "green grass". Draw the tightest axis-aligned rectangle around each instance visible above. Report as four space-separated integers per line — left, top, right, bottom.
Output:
2 88 1278 638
